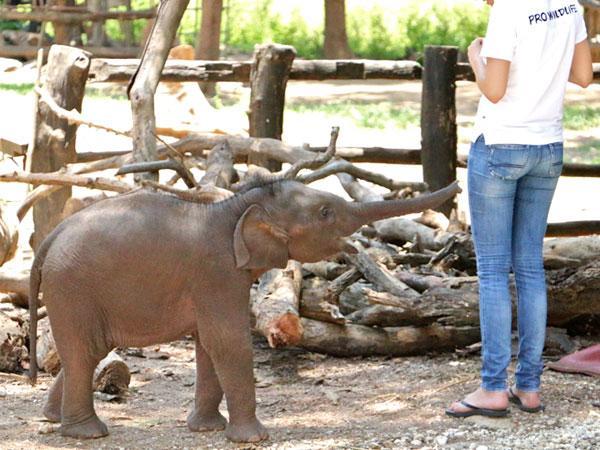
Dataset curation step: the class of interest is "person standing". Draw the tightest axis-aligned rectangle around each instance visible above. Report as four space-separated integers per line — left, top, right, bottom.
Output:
446 0 593 417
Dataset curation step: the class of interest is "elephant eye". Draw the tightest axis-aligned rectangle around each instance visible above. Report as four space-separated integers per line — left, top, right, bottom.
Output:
319 206 332 219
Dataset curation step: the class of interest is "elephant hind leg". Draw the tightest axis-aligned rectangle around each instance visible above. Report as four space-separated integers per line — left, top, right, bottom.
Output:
58 353 109 439
43 369 64 423
187 333 227 432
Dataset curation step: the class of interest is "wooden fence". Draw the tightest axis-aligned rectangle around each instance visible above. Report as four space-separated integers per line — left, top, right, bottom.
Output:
84 44 600 236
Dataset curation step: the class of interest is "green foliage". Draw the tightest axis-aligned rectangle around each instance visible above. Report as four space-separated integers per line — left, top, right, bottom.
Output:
347 6 407 59
563 106 600 131
403 1 489 58
287 100 419 130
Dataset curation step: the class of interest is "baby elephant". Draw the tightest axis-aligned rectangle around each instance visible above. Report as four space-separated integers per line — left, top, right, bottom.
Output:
29 179 460 442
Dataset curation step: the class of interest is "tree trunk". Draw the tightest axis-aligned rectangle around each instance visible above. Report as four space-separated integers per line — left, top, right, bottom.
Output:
323 0 353 59
29 45 91 251
0 205 18 267
195 0 222 96
129 0 190 182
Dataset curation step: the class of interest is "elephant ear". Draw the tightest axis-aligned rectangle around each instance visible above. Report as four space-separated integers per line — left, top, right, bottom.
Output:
233 204 290 270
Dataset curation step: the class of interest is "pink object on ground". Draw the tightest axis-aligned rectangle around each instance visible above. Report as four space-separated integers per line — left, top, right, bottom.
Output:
547 344 600 377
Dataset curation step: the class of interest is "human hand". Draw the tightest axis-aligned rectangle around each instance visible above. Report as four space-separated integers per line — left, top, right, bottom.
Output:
484 0 494 5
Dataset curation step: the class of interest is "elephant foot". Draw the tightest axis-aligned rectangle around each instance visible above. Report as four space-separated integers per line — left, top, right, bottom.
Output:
43 403 61 423
225 418 269 443
187 409 227 432
60 415 109 439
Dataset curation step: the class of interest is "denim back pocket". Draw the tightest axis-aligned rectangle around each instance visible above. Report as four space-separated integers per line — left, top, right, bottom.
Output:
547 143 564 177
487 144 530 180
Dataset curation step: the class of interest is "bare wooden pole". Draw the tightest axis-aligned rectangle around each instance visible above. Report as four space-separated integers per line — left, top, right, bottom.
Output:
248 44 296 171
129 0 190 181
30 45 91 251
421 46 458 217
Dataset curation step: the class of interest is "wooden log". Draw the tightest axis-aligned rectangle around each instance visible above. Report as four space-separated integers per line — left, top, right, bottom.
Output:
373 217 452 251
543 236 600 267
299 318 480 357
248 44 296 171
0 271 29 298
338 282 371 314
0 310 28 373
36 317 61 376
299 278 346 325
29 45 91 251
93 350 131 395
394 271 444 293
251 261 303 347
129 0 189 182
0 170 132 194
347 249 420 298
302 262 349 280
0 206 18 268
420 46 458 216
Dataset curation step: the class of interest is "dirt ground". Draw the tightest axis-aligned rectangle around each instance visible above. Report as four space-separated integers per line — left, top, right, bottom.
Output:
1 74 599 449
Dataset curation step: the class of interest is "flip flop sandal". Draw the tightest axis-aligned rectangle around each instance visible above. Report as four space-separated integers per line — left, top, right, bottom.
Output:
445 401 509 418
508 387 545 413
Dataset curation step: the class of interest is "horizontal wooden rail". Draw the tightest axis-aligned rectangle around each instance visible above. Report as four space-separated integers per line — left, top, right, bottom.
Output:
89 59 422 83
88 59 600 84
0 7 156 23
0 45 141 60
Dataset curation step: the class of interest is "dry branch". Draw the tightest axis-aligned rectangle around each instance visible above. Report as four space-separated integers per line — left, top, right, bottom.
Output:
0 170 132 193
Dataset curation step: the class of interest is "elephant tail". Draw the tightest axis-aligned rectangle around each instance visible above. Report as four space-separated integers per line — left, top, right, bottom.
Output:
28 236 53 385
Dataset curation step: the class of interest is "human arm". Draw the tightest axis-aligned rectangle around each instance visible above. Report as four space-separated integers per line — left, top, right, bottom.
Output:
468 37 511 104
569 39 593 88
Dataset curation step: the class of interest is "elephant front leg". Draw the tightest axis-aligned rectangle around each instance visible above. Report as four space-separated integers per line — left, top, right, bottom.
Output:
187 333 227 432
196 303 268 443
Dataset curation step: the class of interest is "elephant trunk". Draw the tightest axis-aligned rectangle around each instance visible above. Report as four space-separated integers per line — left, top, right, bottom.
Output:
347 181 461 228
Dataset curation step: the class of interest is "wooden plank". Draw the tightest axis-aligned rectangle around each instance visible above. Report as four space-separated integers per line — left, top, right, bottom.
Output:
546 221 600 237
0 7 155 23
0 45 141 59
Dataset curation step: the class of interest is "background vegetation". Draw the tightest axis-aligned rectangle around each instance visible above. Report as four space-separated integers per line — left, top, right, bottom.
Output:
1 0 489 60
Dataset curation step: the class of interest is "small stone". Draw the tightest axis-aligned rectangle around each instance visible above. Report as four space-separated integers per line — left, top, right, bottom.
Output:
0 387 7 397
411 439 422 446
476 446 489 450
436 435 448 446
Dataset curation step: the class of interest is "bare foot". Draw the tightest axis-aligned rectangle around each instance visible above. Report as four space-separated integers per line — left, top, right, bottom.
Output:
59 415 109 439
187 409 227 432
447 387 509 415
225 418 269 443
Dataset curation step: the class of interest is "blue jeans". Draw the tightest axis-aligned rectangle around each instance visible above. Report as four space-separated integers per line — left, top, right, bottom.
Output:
468 135 562 392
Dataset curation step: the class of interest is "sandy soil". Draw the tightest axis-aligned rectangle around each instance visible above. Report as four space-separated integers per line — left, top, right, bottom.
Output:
1 73 599 450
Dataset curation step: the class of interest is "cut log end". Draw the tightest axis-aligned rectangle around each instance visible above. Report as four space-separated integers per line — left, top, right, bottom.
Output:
265 313 303 348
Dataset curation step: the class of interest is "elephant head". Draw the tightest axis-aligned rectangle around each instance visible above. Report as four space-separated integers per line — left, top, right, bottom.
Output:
233 179 461 270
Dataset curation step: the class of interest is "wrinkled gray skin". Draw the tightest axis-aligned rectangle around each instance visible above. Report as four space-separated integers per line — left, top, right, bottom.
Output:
29 179 460 443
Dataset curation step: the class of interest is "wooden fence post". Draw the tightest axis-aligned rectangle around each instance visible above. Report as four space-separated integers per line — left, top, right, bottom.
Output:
29 45 91 251
248 44 296 171
421 45 458 217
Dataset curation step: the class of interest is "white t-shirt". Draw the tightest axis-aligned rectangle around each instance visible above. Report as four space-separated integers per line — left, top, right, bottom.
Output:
473 0 588 145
